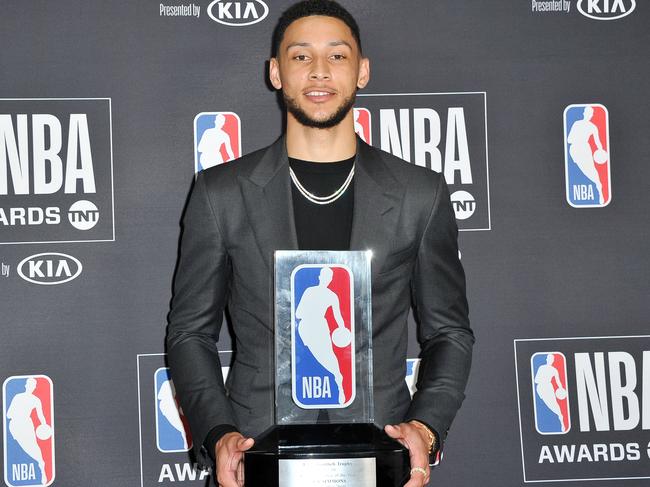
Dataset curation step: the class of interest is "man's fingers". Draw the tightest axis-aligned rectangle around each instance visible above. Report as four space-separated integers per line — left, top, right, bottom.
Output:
384 424 400 435
228 449 244 471
215 466 239 487
407 461 429 485
407 445 430 485
404 475 427 487
216 434 253 487
403 479 421 487
406 466 430 487
384 424 408 448
217 451 240 487
236 458 245 487
407 465 430 486
384 424 430 486
384 424 404 440
237 436 255 451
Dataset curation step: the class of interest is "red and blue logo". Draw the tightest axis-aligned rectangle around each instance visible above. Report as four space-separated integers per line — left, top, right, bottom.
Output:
353 107 372 144
193 111 241 173
564 104 611 207
154 368 192 453
291 265 355 408
531 352 570 434
3 375 55 487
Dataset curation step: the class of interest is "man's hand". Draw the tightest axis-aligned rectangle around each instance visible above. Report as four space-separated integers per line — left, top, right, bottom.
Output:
214 432 254 487
384 423 431 487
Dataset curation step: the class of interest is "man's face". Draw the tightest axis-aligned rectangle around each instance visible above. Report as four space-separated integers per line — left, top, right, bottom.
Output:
269 15 369 129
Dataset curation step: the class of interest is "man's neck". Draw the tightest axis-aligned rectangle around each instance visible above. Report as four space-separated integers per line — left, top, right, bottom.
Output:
285 113 357 162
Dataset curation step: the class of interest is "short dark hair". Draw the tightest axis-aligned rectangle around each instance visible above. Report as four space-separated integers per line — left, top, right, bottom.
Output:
271 0 362 57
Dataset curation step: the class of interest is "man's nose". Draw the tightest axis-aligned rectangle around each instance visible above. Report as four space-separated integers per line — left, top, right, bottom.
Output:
309 57 331 80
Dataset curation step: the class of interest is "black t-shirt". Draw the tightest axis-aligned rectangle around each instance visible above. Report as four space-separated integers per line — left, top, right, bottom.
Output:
289 155 355 251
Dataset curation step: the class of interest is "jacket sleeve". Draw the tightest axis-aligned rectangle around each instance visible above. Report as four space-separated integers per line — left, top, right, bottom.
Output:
404 174 474 452
166 171 236 468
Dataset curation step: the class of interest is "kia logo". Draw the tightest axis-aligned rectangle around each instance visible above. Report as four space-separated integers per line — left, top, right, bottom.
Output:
207 0 269 26
577 0 636 20
17 252 82 285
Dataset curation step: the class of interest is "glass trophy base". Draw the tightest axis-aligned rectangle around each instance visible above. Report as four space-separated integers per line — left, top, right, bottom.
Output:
244 423 410 487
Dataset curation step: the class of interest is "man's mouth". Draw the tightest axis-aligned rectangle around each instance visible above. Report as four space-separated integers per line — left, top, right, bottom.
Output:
304 90 335 102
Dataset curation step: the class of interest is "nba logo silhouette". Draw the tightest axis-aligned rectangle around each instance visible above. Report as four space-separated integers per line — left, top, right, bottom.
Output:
3 375 55 487
194 111 242 173
531 352 570 434
154 368 192 452
564 104 611 207
353 107 371 144
291 264 355 408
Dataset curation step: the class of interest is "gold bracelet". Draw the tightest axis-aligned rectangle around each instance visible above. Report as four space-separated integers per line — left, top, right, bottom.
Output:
409 420 436 454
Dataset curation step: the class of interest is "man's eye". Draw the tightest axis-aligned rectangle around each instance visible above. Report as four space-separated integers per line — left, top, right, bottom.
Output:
294 54 309 61
331 54 346 61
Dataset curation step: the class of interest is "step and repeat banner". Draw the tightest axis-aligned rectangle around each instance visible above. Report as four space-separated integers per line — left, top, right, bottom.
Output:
1 1 648 486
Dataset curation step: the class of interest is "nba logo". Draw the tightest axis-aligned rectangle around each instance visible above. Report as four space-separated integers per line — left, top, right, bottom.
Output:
154 368 192 452
194 111 241 173
3 375 55 487
564 104 611 207
531 352 570 434
353 107 372 144
291 264 355 408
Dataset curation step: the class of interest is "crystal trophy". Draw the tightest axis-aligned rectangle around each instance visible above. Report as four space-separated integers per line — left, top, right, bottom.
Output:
244 251 409 486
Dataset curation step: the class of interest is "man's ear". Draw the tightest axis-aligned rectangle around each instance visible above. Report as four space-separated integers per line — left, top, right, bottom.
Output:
269 58 282 90
356 57 370 89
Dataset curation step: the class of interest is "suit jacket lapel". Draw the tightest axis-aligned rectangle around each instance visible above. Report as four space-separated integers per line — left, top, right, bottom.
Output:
239 137 298 272
350 139 405 275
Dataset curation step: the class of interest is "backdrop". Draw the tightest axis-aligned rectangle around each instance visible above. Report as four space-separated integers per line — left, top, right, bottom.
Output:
1 1 648 486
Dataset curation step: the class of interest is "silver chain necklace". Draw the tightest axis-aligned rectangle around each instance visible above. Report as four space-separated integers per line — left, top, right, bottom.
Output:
289 163 355 205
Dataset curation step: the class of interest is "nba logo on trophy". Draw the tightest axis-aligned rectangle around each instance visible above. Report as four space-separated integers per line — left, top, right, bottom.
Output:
291 265 355 408
531 352 570 434
3 375 55 487
564 104 611 207
154 368 192 452
194 111 242 173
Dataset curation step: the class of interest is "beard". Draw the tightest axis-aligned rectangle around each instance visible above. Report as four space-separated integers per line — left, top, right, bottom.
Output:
284 92 356 129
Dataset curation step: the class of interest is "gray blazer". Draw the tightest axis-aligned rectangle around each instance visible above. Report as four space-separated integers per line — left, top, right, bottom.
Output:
167 136 474 466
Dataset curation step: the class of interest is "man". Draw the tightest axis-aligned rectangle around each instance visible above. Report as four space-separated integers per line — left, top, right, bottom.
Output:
167 2 474 486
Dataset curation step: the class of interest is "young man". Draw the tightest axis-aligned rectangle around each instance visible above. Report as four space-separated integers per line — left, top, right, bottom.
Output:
167 2 474 486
